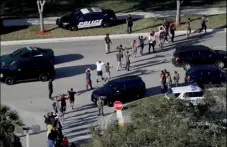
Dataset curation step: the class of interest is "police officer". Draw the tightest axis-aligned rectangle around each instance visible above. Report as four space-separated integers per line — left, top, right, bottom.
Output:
104 33 112 54
126 14 133 34
97 97 104 116
48 79 53 99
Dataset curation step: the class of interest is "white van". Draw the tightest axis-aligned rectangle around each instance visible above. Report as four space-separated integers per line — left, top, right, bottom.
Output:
165 85 204 105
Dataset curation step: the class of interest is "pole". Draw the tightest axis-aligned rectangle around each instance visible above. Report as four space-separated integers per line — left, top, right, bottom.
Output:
26 130 29 147
116 110 124 127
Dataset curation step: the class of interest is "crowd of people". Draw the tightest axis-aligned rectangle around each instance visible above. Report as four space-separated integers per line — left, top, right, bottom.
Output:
43 14 208 146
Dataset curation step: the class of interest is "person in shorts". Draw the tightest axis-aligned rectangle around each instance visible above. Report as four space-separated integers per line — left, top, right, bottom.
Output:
67 88 77 109
96 61 105 83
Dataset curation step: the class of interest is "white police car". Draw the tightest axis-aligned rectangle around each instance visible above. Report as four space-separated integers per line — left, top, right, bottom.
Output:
56 7 117 31
165 85 204 105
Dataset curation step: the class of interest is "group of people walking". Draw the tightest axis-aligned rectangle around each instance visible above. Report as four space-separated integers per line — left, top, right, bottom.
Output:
160 69 180 92
44 112 70 147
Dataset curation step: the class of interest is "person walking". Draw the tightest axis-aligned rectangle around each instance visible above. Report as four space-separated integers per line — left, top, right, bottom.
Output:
47 130 56 147
148 31 157 53
138 36 146 55
60 95 66 114
96 61 105 83
104 33 112 54
97 97 104 116
163 19 170 43
166 72 172 90
85 68 93 90
160 70 167 92
126 14 133 34
62 136 69 147
48 79 53 99
186 17 191 38
131 39 138 57
169 23 176 42
104 62 113 82
52 102 58 114
158 26 166 49
116 51 123 71
173 71 180 87
67 88 77 110
200 15 208 33
125 51 131 71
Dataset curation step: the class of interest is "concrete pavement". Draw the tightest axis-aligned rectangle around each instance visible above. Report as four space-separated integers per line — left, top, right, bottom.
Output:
3 8 226 27
1 32 226 147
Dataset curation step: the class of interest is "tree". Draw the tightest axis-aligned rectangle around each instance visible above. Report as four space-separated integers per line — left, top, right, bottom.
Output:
176 0 184 25
0 105 23 147
37 0 46 32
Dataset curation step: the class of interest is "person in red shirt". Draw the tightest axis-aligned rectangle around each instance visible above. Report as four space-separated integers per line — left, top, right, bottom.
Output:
62 136 69 147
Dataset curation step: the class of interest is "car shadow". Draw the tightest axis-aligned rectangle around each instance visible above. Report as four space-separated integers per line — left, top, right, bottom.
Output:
54 54 84 65
54 64 96 79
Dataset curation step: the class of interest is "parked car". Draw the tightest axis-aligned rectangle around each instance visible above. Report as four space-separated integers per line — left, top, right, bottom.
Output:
165 85 204 105
185 65 227 87
0 46 54 66
172 45 227 71
56 7 117 31
0 59 55 85
91 76 146 106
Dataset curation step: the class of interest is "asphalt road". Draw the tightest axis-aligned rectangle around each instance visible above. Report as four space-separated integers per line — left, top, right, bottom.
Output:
1 31 226 147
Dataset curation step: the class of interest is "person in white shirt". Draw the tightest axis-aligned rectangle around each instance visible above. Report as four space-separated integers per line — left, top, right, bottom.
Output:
96 61 104 83
148 31 157 53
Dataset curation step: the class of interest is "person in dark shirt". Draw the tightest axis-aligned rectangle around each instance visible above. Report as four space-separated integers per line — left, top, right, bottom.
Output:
48 79 53 99
138 36 146 55
104 33 112 54
126 14 133 34
125 51 131 71
169 23 176 42
200 15 208 33
60 96 66 114
67 88 77 109
116 51 123 71
85 68 93 90
163 19 170 43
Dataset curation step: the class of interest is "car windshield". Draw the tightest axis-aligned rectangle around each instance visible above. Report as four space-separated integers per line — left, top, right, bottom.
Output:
74 11 83 20
10 47 34 56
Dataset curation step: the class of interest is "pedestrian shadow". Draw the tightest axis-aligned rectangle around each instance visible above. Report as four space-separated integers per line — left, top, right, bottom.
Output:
65 103 97 115
54 54 84 65
54 64 96 79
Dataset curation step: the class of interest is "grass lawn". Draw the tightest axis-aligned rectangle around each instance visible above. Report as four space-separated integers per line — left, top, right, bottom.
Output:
1 0 226 18
1 14 226 41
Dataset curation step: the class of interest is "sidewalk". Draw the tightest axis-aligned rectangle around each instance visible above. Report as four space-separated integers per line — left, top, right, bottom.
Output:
3 8 226 27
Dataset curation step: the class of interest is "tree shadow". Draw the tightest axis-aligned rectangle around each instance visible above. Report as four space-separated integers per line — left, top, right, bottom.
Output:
1 26 29 35
54 64 96 79
65 103 97 115
54 54 84 65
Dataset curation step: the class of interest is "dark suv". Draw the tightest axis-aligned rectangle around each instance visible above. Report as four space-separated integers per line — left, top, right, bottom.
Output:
91 76 146 106
185 65 226 87
172 45 227 71
0 60 55 85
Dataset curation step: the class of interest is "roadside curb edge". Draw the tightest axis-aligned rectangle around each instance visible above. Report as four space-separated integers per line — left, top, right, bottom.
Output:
1 28 226 46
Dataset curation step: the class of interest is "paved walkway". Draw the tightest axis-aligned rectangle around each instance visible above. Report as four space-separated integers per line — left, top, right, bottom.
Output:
3 8 226 27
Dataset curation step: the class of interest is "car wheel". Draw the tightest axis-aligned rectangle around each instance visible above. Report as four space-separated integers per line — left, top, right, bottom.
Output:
102 21 110 28
5 77 15 85
183 63 191 71
69 25 77 31
39 73 49 82
215 61 225 69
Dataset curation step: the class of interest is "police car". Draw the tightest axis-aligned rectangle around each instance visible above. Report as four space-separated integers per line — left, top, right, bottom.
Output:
56 7 117 31
165 85 204 105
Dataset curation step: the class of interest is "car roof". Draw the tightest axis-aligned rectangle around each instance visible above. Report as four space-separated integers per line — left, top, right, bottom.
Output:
188 65 220 73
80 7 102 14
109 76 142 85
171 85 202 93
175 45 213 53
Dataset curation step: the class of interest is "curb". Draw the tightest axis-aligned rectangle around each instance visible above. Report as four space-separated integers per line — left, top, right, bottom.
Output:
1 28 226 46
